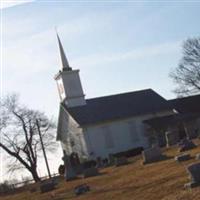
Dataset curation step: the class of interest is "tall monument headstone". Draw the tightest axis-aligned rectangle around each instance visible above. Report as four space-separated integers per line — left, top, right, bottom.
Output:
62 151 77 181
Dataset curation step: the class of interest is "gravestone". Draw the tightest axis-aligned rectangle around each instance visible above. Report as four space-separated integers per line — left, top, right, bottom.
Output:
83 167 98 178
96 157 103 168
70 152 82 174
40 180 55 193
178 139 196 152
174 153 191 162
62 153 77 181
165 131 179 147
142 145 162 164
74 184 90 195
108 154 115 165
102 158 109 167
115 156 128 167
185 163 200 188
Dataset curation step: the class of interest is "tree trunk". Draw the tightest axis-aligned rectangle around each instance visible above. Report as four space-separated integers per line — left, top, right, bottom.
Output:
29 168 41 182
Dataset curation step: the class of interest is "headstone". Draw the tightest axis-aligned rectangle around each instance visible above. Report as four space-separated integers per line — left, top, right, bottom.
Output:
115 156 128 167
62 153 77 181
96 157 103 168
178 139 196 152
175 153 191 162
108 154 115 165
70 153 80 167
185 163 200 188
165 131 179 147
74 184 90 195
70 153 82 174
83 160 97 168
40 180 55 193
142 145 162 164
83 167 98 178
102 158 109 167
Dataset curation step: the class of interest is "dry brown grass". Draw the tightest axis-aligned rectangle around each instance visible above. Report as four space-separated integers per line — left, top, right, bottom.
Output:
1 140 200 200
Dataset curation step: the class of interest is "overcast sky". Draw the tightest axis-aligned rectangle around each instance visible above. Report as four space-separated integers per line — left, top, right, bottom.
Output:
1 0 200 181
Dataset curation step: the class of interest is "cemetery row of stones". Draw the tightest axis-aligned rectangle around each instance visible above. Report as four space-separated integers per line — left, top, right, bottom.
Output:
58 147 143 180
61 151 131 181
40 151 130 194
143 138 200 189
41 137 200 194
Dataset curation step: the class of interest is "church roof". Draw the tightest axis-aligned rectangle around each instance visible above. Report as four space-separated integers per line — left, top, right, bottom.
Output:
64 89 171 126
144 113 200 129
168 94 200 114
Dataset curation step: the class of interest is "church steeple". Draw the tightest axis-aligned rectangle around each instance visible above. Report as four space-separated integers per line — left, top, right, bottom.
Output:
56 33 72 71
54 33 86 107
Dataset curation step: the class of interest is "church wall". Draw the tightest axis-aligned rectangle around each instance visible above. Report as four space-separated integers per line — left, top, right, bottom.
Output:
58 108 88 158
55 70 86 107
60 70 86 107
64 96 86 108
56 78 65 101
82 110 174 159
185 117 200 138
61 70 84 99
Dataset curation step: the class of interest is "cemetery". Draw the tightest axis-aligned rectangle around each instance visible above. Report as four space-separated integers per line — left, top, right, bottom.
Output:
1 139 200 200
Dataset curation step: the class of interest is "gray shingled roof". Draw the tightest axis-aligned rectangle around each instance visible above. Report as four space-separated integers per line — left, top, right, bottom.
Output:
169 94 200 114
64 89 171 126
144 113 200 129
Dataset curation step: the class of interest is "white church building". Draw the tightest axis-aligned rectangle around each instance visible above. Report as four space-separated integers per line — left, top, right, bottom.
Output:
55 34 174 160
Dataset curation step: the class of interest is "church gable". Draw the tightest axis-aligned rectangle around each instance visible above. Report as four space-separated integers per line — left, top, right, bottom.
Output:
57 104 80 141
56 104 69 141
57 104 87 156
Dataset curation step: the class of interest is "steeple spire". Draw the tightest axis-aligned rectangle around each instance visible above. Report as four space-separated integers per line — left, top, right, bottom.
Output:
54 30 86 107
56 32 72 71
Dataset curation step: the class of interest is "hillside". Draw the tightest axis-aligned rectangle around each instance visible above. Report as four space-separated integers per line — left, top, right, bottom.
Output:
1 141 200 200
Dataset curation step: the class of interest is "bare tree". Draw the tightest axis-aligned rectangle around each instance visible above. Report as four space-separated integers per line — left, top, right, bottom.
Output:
170 37 200 96
0 94 57 182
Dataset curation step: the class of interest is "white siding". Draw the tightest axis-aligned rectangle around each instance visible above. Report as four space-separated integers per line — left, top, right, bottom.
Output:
102 126 115 149
83 110 174 159
59 108 174 159
83 119 146 159
128 122 140 143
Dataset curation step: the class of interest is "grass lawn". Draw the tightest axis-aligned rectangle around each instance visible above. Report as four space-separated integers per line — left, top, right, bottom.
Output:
1 140 200 200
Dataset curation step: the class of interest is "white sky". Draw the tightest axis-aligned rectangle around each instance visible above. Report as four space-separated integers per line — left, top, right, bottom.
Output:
0 0 33 9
